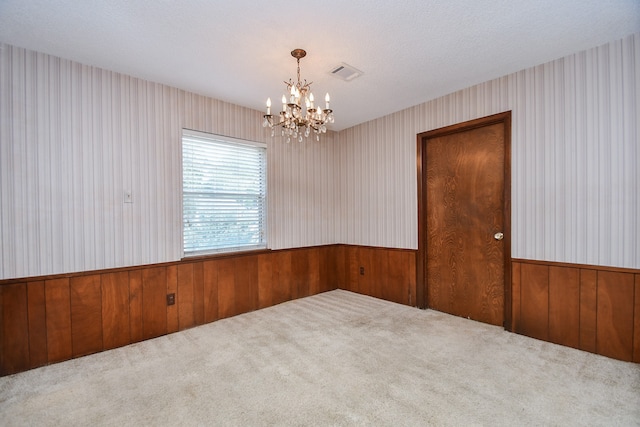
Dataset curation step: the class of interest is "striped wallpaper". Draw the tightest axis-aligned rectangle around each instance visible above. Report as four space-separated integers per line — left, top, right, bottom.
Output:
0 44 338 279
337 32 639 269
1 32 638 279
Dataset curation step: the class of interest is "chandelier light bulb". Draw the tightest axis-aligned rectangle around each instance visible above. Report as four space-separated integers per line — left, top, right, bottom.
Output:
266 97 271 115
325 93 330 109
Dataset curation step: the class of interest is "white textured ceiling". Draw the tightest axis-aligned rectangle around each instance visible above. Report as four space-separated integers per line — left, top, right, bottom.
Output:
0 0 638 131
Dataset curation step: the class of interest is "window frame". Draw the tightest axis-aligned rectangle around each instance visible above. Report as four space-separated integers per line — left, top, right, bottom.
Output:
181 129 268 258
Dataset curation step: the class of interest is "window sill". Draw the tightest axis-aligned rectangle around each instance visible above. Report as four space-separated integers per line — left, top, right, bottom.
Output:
181 248 272 262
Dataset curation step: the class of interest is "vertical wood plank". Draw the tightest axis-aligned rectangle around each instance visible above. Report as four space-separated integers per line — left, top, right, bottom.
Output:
101 272 130 350
318 246 331 293
291 249 309 300
27 281 48 368
365 247 377 297
511 262 521 332
347 246 359 293
166 265 178 334
70 275 103 357
142 267 167 340
368 248 379 299
634 274 640 363
548 266 580 348
129 270 143 343
217 258 236 319
349 246 360 294
258 253 273 309
387 251 405 305
354 247 366 295
235 256 258 314
406 251 416 306
308 247 321 296
272 251 292 305
596 271 634 361
359 247 375 297
376 249 390 302
333 245 346 290
0 284 3 373
320 245 340 293
193 262 205 326
272 250 293 304
45 278 72 363
518 263 549 341
0 283 29 375
579 269 597 353
203 260 218 323
382 248 393 301
177 263 195 330
0 284 2 372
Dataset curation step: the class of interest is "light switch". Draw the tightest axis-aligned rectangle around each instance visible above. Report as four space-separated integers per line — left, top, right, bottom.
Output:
124 190 133 203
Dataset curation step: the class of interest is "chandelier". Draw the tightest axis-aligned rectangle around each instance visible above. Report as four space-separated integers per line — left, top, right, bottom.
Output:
263 49 334 142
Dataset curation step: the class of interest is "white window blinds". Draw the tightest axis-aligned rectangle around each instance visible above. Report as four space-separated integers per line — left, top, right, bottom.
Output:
182 129 267 256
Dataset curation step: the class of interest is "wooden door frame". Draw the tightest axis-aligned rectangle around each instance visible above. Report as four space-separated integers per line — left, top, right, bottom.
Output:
416 111 512 330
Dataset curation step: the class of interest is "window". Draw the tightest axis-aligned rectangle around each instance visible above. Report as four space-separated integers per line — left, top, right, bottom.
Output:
182 129 267 256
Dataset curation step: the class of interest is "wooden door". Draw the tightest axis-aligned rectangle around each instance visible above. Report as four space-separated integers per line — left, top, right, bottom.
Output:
417 112 511 327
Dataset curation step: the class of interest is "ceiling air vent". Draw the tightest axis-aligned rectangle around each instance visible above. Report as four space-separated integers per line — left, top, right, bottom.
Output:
329 63 363 81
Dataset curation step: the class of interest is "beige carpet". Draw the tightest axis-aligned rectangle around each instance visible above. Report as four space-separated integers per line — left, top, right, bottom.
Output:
1 290 639 426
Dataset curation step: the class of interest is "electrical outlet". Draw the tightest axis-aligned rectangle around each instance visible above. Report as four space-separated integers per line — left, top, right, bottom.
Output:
166 293 175 306
360 267 365 275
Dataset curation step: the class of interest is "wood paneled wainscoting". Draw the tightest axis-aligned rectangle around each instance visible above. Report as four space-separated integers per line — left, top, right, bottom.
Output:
341 245 417 306
511 259 640 363
11 249 638 375
0 245 418 376
0 247 334 376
